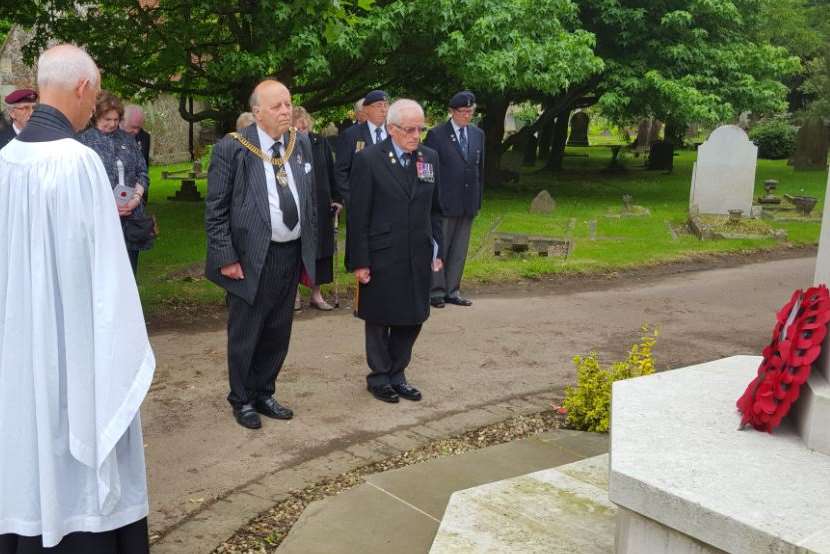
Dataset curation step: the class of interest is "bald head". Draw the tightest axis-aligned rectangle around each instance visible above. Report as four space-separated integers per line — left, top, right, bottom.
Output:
250 80 293 139
36 44 101 132
38 44 99 91
122 105 145 135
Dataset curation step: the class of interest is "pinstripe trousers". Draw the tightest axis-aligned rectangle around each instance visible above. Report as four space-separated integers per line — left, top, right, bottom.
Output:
226 239 301 408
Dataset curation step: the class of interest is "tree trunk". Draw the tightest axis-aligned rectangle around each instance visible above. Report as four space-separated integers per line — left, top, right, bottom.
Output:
537 115 556 161
664 119 686 148
480 97 510 186
522 132 538 166
545 110 571 171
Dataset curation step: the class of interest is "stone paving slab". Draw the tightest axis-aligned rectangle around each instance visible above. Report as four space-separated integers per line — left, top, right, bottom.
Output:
277 430 608 554
430 455 614 553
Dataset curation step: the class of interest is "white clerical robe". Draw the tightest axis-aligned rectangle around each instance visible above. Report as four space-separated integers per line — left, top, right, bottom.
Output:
0 138 155 547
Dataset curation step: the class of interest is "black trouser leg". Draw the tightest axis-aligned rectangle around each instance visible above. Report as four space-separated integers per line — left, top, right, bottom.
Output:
365 322 422 387
226 241 300 408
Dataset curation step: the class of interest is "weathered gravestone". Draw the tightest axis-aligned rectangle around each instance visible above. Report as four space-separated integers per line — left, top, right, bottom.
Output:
791 116 829 171
647 141 674 171
567 112 589 146
529 190 556 214
689 125 757 216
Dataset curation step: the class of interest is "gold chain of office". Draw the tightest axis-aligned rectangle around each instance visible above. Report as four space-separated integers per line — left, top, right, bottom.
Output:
230 128 297 168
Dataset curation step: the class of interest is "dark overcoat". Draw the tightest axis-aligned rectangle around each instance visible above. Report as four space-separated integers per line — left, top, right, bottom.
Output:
0 124 14 151
309 132 341 260
205 123 318 305
424 120 485 217
346 138 443 326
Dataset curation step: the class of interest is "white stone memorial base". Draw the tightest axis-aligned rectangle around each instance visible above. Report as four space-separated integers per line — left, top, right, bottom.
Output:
610 355 830 554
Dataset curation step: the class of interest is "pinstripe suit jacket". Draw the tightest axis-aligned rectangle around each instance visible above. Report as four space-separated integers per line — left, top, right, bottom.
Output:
205 123 318 305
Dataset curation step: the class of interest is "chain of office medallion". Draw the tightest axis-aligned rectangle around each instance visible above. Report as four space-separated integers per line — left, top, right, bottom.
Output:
230 128 297 167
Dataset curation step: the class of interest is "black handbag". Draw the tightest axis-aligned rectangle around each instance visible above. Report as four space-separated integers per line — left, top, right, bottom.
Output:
124 211 157 251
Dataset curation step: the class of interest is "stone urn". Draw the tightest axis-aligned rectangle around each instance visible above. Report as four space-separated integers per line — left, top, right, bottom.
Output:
791 195 818 216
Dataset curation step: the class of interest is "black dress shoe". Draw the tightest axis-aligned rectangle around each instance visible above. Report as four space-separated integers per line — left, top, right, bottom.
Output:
392 383 422 401
445 296 472 306
233 404 262 429
368 384 399 403
254 396 294 420
430 297 446 308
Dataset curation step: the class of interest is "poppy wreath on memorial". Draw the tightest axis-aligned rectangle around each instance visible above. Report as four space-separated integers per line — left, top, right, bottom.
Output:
736 285 830 432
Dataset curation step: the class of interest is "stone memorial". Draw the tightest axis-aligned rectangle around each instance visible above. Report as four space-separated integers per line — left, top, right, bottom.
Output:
609 169 830 554
647 141 674 171
567 111 590 147
529 190 556 214
792 116 829 171
689 125 757 216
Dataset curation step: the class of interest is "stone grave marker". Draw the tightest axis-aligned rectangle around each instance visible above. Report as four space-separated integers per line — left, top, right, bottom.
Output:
529 190 555 214
647 141 674 171
689 125 757 216
567 112 589 146
792 116 829 171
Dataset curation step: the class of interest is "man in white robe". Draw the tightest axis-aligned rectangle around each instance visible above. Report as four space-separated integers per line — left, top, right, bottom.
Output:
0 44 155 553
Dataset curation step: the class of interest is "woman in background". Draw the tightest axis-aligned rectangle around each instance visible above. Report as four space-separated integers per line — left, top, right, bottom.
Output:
292 106 342 311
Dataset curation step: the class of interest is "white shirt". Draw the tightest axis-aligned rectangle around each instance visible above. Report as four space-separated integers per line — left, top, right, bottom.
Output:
256 125 301 242
0 138 154 547
367 121 387 144
12 123 21 135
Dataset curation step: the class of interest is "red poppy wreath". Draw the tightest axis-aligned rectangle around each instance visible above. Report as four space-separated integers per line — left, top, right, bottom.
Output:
737 285 830 432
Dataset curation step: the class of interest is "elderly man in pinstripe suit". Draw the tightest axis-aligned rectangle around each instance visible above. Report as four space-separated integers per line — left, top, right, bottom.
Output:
205 80 318 429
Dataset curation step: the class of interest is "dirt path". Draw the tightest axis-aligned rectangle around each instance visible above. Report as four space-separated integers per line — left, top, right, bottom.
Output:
144 253 816 552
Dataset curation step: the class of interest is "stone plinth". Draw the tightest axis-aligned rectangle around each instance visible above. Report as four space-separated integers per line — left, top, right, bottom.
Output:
610 356 830 554
794 168 830 456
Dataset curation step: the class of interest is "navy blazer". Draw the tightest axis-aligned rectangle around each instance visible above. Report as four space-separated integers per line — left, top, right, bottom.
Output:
424 120 485 218
333 121 376 203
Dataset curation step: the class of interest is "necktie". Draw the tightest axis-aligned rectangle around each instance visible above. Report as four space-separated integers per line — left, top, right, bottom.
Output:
375 127 383 144
459 126 469 160
401 152 411 167
271 142 299 231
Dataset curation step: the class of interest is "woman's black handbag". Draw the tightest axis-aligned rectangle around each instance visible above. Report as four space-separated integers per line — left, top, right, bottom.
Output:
124 212 157 251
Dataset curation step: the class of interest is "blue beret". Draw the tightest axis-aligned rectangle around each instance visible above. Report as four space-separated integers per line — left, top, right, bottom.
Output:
449 91 475 109
4 89 38 105
363 90 388 105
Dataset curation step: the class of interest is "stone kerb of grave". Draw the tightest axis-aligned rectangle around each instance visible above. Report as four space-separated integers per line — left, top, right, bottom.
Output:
689 125 757 216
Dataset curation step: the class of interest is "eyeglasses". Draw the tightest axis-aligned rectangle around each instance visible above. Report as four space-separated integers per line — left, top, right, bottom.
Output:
391 124 426 135
11 105 34 113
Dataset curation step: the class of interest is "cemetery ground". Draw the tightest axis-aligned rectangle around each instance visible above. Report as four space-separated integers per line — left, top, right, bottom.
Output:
139 147 827 551
138 146 826 323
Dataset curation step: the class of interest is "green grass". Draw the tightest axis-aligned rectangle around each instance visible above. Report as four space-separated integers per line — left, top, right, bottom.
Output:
137 148 827 316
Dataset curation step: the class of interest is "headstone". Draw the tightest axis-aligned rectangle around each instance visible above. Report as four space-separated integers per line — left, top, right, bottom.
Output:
567 112 589 146
529 190 555 214
646 141 674 171
791 116 829 171
689 125 757 216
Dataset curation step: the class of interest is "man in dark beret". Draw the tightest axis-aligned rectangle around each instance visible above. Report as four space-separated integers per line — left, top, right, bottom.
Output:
0 88 38 150
334 90 389 203
425 91 485 308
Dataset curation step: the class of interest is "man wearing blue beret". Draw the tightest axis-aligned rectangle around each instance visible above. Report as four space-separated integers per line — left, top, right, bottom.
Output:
334 90 389 203
0 88 38 150
425 91 485 308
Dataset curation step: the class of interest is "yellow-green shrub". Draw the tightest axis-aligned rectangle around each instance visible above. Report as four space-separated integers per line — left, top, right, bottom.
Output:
562 325 658 433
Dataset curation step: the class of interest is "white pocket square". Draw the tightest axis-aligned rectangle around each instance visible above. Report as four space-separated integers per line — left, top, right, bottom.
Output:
304 162 312 174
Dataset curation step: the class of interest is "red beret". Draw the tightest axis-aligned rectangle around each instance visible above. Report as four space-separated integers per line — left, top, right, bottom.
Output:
4 89 38 105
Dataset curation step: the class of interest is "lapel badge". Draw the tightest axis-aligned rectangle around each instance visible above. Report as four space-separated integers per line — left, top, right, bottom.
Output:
355 140 365 152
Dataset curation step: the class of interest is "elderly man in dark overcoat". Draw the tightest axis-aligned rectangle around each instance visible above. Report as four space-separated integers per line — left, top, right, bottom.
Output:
347 98 443 403
205 79 318 429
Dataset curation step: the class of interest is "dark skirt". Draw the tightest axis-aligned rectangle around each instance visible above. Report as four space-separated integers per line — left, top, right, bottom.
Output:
0 518 149 554
315 255 334 285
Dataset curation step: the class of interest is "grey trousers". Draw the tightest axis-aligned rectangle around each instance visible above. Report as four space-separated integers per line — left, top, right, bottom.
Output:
431 215 473 300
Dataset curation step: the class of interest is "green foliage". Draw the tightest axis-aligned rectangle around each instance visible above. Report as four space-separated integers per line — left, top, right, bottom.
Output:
749 118 797 159
0 18 11 45
562 325 659 433
802 46 830 118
